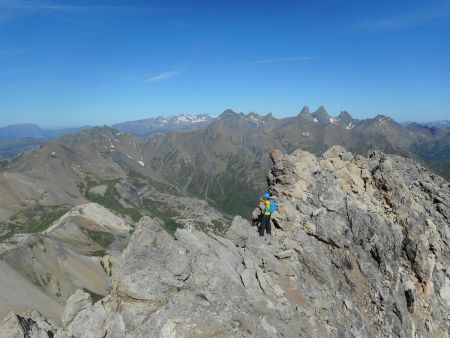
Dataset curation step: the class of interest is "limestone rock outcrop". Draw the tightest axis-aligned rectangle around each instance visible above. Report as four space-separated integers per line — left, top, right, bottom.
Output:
2 146 449 337
0 310 58 338
267 146 450 337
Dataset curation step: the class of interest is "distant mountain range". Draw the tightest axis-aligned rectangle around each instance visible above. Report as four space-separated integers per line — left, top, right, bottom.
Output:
0 137 50 159
423 120 450 129
0 106 449 222
2 114 447 142
0 124 87 158
0 107 448 217
401 120 450 129
0 123 86 141
111 114 214 136
0 115 216 158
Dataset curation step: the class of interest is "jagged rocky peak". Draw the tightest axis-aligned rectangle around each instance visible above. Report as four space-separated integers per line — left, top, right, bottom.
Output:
371 114 402 129
245 112 270 126
212 109 242 127
263 112 275 121
374 114 393 123
54 125 121 149
338 110 353 123
246 112 262 120
299 105 310 114
2 146 449 337
312 105 330 123
220 108 238 117
67 125 115 139
213 109 268 129
297 105 314 121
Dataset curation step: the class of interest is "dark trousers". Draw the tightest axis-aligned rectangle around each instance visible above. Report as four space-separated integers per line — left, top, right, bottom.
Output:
259 214 271 236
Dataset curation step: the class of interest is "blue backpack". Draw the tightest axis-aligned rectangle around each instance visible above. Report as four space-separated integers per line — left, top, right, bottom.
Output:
268 200 277 213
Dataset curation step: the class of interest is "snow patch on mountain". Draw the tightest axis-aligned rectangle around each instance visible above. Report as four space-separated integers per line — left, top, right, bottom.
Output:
112 114 214 136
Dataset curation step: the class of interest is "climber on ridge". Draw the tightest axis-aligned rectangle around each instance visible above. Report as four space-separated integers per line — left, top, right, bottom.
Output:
258 192 277 237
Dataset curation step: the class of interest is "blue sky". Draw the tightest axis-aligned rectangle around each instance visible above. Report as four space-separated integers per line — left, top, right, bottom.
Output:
0 0 449 127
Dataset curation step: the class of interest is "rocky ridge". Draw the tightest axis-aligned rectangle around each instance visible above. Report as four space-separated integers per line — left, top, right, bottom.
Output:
1 146 449 337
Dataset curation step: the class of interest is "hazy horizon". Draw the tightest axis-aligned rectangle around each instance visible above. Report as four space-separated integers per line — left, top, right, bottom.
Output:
0 105 448 130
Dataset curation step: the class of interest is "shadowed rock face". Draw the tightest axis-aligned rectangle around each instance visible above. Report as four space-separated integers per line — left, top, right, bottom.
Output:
1 146 449 337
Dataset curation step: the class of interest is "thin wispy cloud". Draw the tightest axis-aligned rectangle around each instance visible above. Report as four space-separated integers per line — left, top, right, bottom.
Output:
250 56 314 64
0 0 171 19
356 5 450 31
0 0 134 11
0 0 90 13
144 70 181 83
